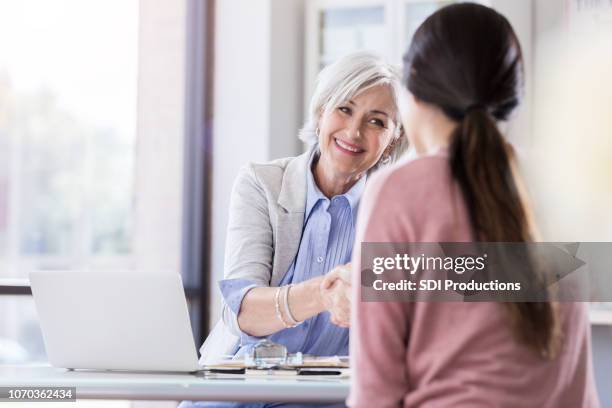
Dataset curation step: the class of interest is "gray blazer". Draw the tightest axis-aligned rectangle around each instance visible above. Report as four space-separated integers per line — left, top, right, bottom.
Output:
200 148 312 362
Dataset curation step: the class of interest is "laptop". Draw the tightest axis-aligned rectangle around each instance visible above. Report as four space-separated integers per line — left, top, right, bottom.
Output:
29 270 201 372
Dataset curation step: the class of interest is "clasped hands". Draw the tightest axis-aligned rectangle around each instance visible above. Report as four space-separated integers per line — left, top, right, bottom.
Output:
319 263 352 328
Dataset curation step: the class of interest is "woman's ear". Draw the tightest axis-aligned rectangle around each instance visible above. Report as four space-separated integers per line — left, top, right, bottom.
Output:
396 123 405 140
383 136 397 157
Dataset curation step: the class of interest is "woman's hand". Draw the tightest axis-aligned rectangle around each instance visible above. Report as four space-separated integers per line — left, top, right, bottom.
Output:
319 263 352 327
238 264 353 336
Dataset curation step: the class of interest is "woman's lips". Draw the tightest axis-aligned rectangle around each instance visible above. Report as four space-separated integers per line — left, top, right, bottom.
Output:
334 138 365 155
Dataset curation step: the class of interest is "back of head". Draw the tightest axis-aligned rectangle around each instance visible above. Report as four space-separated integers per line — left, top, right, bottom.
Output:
404 3 529 242
403 3 560 359
404 3 523 123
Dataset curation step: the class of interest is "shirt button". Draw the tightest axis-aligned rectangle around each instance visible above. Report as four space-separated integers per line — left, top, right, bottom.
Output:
317 256 324 263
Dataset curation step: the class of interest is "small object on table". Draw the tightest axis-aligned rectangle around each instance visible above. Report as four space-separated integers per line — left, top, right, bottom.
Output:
246 339 288 368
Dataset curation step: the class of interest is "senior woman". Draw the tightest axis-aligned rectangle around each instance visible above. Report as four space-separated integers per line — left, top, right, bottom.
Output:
181 52 407 408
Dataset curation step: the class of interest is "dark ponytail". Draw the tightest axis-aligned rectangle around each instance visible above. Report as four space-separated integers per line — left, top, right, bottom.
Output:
450 109 528 242
451 108 560 358
404 3 560 358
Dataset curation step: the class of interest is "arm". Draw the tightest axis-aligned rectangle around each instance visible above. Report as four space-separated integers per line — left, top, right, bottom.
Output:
350 286 409 408
348 174 411 408
221 165 351 338
238 278 323 337
239 263 352 336
219 163 274 336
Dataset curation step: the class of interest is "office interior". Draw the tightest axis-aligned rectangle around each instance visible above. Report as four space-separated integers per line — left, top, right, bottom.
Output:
0 0 611 407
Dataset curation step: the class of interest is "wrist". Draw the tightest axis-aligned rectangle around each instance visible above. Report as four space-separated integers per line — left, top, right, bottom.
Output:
283 285 300 326
298 277 326 315
317 276 329 312
314 276 328 312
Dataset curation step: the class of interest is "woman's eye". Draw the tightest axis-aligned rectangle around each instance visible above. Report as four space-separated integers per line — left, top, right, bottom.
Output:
338 106 351 115
370 118 386 128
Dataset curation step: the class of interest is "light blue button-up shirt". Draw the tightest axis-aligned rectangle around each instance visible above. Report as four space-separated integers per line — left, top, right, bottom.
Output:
218 150 365 358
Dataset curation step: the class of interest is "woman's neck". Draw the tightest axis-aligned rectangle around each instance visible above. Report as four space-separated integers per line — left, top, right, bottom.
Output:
312 156 362 198
412 107 458 156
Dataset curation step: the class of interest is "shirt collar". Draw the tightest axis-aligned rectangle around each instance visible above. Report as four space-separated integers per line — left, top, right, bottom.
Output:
305 148 367 218
343 172 367 210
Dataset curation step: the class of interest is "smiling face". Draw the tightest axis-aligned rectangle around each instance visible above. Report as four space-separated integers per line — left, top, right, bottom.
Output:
316 84 398 182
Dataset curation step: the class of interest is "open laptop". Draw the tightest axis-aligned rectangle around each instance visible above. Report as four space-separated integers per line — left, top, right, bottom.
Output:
30 270 201 372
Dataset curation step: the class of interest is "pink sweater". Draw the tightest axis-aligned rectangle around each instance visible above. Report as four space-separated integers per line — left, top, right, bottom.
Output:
348 152 600 407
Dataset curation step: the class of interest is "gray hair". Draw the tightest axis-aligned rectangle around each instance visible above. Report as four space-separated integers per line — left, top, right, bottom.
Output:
299 51 409 166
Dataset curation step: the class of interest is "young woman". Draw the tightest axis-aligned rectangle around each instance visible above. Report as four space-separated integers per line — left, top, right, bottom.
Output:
348 4 600 407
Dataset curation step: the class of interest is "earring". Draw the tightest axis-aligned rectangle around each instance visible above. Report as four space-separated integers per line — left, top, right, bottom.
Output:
380 139 395 165
315 127 320 137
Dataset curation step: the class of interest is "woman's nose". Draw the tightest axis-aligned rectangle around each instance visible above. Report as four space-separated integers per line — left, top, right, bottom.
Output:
345 119 362 140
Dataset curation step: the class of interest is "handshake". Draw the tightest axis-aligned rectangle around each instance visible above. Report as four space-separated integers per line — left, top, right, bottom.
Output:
319 263 352 328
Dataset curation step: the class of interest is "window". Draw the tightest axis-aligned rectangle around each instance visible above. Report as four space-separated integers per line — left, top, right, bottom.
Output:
0 0 138 276
0 0 211 366
320 6 387 68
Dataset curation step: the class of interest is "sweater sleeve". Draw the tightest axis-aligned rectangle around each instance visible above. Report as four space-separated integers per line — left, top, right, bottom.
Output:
348 170 411 408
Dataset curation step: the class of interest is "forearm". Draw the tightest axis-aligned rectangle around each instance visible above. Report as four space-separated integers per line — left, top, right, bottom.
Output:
237 276 325 337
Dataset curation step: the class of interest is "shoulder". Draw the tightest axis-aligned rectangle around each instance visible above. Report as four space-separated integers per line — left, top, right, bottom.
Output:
250 155 295 177
235 154 301 192
365 154 452 211
233 150 310 211
358 153 468 242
